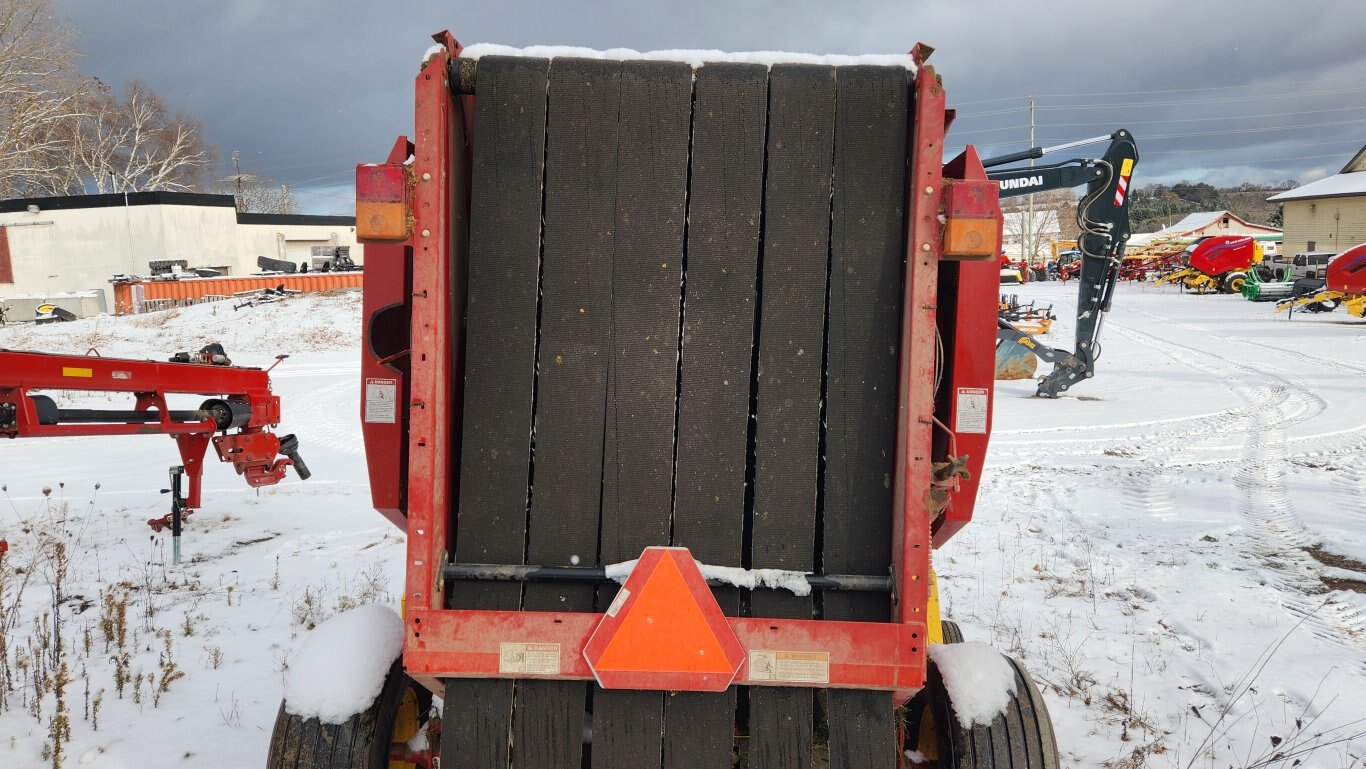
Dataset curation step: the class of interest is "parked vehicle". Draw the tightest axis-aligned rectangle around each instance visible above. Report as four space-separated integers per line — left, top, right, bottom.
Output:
1289 251 1336 281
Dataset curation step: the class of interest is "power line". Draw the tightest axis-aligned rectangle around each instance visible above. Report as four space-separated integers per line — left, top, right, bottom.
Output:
1140 138 1363 155
286 168 355 187
972 105 1366 130
1141 151 1352 164
1005 73 1366 100
1038 117 1365 142
1037 84 1366 111
956 106 1031 118
952 71 1366 107
956 84 1366 118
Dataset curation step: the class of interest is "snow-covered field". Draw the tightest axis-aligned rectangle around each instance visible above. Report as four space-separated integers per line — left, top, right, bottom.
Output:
1 283 1364 767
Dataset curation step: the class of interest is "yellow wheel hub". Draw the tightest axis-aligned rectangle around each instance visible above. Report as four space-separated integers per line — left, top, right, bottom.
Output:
389 686 423 769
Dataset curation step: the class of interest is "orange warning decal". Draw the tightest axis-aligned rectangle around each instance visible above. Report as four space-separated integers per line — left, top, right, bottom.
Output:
583 547 745 691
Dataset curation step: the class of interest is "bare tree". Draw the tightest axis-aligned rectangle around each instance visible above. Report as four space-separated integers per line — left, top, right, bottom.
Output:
1002 205 1062 264
63 79 214 193
218 151 298 214
1040 189 1081 244
0 0 85 197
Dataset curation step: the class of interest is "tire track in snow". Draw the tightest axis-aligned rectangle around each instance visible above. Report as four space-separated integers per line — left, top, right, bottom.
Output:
1233 394 1366 675
1096 320 1366 669
1331 454 1366 520
1110 309 1366 462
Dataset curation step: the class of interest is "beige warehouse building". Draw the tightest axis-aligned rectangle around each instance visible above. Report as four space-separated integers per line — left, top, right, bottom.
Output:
1269 144 1366 258
0 192 360 316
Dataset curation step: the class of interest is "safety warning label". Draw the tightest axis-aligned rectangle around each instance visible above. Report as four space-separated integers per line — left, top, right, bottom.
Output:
364 377 397 424
955 387 989 434
499 643 561 675
747 650 830 684
605 587 630 617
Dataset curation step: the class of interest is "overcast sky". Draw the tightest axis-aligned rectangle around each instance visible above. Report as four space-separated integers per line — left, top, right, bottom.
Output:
53 0 1366 214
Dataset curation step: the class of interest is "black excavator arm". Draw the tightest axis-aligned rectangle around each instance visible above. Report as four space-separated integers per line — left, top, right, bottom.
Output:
985 130 1139 397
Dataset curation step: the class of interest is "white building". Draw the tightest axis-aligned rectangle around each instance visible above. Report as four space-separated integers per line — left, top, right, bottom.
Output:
1268 144 1366 258
0 192 360 315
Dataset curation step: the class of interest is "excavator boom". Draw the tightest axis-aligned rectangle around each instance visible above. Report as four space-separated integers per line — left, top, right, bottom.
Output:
986 130 1139 397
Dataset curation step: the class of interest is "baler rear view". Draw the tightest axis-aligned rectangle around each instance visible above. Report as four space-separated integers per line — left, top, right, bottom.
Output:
268 32 1058 769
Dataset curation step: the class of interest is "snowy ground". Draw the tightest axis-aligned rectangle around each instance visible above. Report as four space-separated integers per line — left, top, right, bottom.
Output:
949 280 1366 768
1 284 1364 767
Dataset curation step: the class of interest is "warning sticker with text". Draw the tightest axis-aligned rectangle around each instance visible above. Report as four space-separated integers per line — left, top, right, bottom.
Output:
499 643 561 675
364 377 398 424
605 587 630 617
747 650 830 684
955 387 989 434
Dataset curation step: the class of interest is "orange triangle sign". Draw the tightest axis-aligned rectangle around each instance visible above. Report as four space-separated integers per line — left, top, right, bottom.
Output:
584 548 745 691
594 554 732 674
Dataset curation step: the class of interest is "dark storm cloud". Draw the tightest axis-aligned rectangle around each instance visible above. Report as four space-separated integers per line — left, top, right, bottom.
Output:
55 0 1366 212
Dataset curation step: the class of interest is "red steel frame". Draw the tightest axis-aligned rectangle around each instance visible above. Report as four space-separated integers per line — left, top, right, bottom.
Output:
359 34 1001 700
0 349 291 510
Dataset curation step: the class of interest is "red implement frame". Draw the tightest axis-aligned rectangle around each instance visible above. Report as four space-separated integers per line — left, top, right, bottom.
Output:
359 34 1001 699
0 348 296 510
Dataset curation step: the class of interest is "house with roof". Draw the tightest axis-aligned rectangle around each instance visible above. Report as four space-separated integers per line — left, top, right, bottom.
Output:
1129 210 1281 247
1268 144 1366 258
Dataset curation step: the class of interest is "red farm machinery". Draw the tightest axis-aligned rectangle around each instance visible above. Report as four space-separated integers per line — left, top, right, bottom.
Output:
1154 234 1266 294
0 345 309 562
1277 243 1366 318
266 33 1059 769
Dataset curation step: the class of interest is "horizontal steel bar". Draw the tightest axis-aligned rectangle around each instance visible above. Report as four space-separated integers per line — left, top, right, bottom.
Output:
52 408 205 425
404 608 927 693
441 562 890 592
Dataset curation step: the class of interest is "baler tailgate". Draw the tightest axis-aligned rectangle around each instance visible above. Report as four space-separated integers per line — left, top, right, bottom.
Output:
439 55 917 767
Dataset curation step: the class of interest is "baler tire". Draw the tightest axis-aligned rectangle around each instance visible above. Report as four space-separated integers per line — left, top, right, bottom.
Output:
1224 272 1248 294
926 654 1060 769
266 661 430 769
940 620 965 645
903 620 967 764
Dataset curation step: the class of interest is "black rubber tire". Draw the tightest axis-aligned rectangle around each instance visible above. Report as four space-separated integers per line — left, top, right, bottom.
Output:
267 661 429 769
928 654 1060 769
1222 272 1248 294
940 620 965 645
903 620 967 763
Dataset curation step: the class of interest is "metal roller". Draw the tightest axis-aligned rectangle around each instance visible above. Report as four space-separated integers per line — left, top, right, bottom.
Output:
200 398 252 430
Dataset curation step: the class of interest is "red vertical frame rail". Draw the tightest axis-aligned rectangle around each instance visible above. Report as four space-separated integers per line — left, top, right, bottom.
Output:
404 33 467 627
889 50 945 671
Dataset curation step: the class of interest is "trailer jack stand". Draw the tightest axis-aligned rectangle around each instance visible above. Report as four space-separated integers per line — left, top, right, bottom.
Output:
154 466 189 564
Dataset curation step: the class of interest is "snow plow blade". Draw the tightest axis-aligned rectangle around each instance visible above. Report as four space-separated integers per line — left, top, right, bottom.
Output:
995 337 1039 380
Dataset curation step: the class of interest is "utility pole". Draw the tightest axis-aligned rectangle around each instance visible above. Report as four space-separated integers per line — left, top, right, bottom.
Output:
232 151 243 209
1027 96 1036 267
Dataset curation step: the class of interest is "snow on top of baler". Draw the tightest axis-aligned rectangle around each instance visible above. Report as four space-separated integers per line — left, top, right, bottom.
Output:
458 43 917 71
